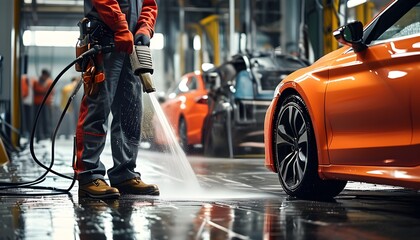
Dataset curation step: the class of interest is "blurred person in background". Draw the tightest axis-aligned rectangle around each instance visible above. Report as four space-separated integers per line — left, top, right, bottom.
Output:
59 76 80 139
32 69 54 143
21 74 35 140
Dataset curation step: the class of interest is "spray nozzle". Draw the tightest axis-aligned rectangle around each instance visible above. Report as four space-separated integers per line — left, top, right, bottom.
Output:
130 45 156 93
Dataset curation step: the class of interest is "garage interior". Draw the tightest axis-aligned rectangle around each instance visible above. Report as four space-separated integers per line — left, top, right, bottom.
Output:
1 1 420 240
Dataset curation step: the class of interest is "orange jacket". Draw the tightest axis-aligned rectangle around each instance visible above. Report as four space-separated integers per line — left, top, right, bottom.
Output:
33 78 54 105
85 0 158 39
21 75 29 98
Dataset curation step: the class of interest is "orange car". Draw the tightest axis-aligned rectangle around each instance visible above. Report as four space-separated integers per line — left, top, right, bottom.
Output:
264 0 420 199
154 71 208 151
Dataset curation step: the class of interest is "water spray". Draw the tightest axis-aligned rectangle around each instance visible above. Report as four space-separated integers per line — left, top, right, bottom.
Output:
129 45 201 192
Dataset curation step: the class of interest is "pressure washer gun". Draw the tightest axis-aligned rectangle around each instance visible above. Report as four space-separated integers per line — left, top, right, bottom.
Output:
75 18 94 72
129 45 156 93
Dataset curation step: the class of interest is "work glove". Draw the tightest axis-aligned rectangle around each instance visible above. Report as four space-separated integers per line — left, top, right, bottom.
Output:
114 28 134 54
135 34 151 47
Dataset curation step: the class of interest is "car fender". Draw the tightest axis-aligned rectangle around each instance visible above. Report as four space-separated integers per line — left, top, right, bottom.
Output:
265 66 332 173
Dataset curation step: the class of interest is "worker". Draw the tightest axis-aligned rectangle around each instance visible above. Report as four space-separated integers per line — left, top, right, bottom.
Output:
21 74 34 139
59 76 80 139
33 69 54 143
75 0 159 199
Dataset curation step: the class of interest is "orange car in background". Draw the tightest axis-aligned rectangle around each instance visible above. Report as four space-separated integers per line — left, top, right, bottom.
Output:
264 0 420 199
154 71 208 151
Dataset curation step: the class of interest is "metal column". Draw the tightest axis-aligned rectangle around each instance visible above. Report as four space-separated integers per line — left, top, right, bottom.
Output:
0 0 19 163
0 0 15 104
229 0 235 58
282 0 303 56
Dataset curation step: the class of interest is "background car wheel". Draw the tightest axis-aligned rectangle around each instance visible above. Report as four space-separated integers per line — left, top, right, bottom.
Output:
202 113 231 158
203 127 230 157
202 116 214 156
178 117 191 153
203 134 215 157
274 94 346 199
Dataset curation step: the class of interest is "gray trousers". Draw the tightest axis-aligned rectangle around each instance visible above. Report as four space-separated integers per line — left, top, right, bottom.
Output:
75 51 143 185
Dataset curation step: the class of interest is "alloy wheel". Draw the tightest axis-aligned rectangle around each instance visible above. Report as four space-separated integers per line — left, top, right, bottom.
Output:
276 102 309 190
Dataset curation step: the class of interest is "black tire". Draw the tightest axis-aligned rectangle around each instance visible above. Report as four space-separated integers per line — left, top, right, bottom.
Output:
202 116 213 156
203 126 229 157
274 94 347 199
202 114 230 158
203 133 215 157
178 117 191 153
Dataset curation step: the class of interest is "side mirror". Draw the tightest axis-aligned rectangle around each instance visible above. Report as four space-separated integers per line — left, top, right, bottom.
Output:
333 21 367 52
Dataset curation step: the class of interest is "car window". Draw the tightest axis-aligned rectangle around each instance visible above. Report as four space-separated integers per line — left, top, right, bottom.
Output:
376 4 420 41
189 77 198 91
365 1 420 44
176 77 197 94
167 76 192 97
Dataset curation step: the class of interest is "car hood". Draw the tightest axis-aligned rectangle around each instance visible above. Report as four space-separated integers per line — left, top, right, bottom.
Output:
314 46 349 66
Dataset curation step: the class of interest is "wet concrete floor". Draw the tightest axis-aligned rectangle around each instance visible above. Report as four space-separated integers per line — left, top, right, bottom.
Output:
1 139 420 240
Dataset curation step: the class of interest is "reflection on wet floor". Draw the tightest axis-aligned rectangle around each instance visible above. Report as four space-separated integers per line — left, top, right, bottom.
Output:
1 139 420 239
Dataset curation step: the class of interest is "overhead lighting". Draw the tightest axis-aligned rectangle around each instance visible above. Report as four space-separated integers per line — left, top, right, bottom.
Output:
193 35 201 50
347 0 367 8
150 33 164 50
23 30 79 47
23 29 165 50
24 0 83 5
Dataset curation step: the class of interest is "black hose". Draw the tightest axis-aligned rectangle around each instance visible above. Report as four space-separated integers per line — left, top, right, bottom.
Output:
0 46 102 196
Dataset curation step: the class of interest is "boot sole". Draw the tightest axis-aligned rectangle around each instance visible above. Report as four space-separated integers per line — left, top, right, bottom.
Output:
78 190 121 199
118 189 160 196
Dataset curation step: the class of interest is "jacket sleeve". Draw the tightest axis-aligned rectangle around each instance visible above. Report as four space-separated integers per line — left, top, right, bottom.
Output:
135 0 158 38
91 0 129 33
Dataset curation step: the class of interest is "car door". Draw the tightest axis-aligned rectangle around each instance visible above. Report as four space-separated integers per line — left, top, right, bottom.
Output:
412 46 420 146
161 78 185 128
325 1 420 166
183 74 208 142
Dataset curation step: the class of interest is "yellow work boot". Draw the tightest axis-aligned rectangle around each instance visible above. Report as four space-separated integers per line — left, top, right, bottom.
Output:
113 177 160 196
79 179 120 199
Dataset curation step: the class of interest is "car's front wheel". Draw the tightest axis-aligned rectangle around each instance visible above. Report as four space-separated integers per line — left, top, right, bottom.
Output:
178 117 191 153
274 94 346 199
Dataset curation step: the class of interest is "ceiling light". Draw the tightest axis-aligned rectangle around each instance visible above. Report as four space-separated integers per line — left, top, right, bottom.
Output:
150 33 164 50
23 29 165 50
23 30 79 47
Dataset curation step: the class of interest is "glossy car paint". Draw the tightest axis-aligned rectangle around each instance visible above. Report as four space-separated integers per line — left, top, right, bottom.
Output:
155 72 208 146
265 0 420 189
